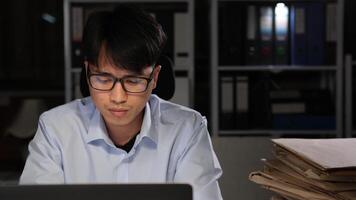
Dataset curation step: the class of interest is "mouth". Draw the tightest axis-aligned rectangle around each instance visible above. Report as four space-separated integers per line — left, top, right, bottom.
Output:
108 108 129 118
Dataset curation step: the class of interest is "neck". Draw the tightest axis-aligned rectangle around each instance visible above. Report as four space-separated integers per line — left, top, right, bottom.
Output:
105 112 144 146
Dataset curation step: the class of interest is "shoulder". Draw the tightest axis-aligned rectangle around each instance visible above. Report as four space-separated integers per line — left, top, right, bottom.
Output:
149 95 207 130
34 97 96 147
39 97 95 130
148 96 213 164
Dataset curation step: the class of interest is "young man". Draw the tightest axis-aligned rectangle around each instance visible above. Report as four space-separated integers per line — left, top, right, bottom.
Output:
20 4 223 200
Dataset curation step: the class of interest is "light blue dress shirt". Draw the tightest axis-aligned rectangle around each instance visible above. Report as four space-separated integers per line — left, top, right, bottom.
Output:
20 95 223 200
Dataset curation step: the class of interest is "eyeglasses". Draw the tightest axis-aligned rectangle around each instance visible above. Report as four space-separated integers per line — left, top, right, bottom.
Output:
87 67 155 93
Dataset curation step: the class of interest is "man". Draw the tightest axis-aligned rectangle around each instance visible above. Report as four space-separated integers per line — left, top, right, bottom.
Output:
20 4 223 200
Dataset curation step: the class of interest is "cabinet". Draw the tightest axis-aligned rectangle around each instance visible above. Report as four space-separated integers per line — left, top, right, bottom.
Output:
210 0 344 136
63 0 195 107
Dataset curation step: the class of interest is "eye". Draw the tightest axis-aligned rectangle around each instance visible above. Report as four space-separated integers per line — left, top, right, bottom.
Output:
124 77 145 85
93 75 114 84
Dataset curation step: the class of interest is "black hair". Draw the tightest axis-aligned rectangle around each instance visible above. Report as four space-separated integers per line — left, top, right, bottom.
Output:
82 4 167 73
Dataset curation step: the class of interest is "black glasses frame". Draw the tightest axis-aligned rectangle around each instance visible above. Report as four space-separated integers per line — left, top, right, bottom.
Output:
86 66 155 93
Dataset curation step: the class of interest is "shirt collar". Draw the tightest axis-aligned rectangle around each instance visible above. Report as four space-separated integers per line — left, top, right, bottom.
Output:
136 100 158 145
86 107 115 147
85 98 158 147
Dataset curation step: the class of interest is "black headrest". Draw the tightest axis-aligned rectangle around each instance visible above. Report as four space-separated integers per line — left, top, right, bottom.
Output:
152 55 175 100
79 55 175 100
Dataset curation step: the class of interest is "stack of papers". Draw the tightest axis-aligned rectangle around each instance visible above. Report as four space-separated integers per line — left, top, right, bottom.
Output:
249 138 356 200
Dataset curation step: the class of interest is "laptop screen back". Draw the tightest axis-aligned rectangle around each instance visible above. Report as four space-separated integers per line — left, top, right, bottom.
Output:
0 184 192 200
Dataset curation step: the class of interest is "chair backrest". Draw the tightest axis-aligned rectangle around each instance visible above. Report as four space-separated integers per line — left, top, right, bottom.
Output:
80 55 175 100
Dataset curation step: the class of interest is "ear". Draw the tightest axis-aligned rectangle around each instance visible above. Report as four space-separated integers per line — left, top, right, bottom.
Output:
152 65 161 89
84 61 88 71
84 61 91 90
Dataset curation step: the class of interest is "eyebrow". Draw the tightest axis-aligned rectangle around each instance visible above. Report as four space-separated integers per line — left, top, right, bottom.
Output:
91 67 141 76
92 69 153 79
89 63 154 76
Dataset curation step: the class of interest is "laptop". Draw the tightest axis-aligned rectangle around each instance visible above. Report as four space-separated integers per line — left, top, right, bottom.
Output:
0 184 192 200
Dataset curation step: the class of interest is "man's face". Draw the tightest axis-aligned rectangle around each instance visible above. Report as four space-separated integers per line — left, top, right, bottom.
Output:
87 49 160 134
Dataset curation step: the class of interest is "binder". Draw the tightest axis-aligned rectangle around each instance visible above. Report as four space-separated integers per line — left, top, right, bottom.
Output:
259 6 273 65
235 75 249 129
245 5 259 65
306 2 325 65
235 76 249 112
219 76 235 129
218 2 245 65
290 3 307 65
274 3 289 65
325 3 337 65
174 12 189 69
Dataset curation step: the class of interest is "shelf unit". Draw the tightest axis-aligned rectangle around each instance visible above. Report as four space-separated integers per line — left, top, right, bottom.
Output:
63 0 195 107
210 0 344 136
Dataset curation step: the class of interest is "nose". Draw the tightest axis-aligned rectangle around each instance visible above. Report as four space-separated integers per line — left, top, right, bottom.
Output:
109 81 127 104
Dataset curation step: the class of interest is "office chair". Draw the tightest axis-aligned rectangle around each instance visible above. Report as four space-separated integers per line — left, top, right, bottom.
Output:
80 55 175 100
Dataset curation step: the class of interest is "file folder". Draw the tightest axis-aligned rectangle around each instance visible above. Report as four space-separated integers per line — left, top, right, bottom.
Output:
272 138 356 176
249 138 356 200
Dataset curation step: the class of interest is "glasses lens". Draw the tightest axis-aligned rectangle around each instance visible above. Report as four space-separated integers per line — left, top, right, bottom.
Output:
123 77 148 93
89 74 115 91
89 74 150 93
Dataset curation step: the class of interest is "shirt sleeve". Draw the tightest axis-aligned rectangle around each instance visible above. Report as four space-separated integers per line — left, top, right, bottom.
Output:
173 118 223 200
19 115 64 184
